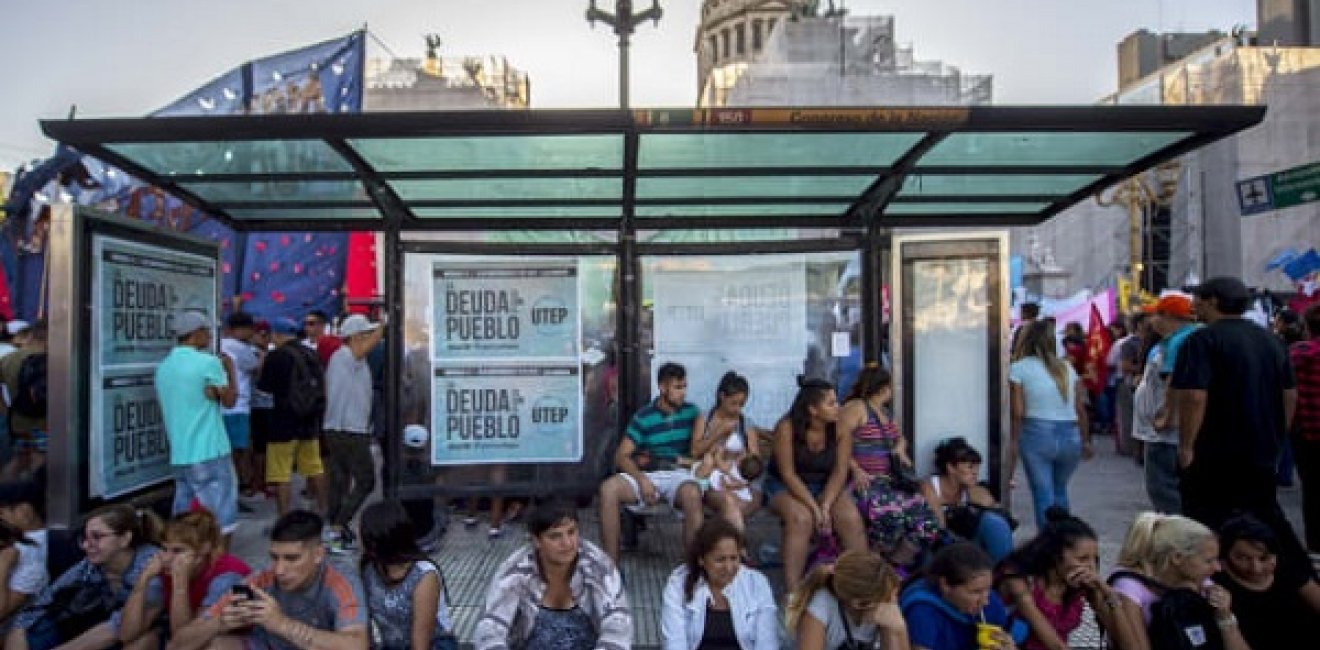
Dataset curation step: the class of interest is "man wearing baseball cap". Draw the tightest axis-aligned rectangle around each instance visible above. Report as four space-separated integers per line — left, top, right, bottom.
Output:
155 310 241 534
320 314 382 552
1171 276 1312 588
1131 293 1198 513
256 318 328 518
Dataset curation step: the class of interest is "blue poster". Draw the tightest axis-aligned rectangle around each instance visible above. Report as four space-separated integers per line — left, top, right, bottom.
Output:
432 261 580 361
430 365 582 465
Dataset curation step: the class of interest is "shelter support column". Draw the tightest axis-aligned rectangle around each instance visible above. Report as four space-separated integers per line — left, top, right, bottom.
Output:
383 223 403 498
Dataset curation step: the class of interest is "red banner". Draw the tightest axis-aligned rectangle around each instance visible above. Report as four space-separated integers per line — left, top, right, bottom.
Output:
1083 303 1112 394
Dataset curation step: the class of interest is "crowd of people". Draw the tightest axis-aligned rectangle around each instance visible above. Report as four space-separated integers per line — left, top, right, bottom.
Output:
0 274 1314 649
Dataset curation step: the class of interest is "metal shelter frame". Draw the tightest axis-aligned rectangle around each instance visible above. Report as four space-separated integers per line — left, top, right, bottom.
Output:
41 105 1266 500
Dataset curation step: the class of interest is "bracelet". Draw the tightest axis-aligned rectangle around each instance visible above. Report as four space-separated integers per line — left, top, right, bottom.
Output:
1216 614 1238 629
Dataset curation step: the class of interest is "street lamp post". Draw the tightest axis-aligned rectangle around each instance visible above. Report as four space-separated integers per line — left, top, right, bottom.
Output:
587 0 663 109
1095 160 1182 309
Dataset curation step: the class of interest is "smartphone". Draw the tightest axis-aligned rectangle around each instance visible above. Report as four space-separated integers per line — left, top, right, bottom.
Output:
231 584 254 600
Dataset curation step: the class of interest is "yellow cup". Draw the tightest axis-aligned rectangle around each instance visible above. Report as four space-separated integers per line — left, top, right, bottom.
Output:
976 623 1001 649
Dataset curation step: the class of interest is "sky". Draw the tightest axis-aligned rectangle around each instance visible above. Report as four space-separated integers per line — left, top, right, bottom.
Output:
0 0 1260 169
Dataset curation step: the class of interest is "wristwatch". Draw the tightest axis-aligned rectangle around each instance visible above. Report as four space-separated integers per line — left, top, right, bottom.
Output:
1216 614 1238 629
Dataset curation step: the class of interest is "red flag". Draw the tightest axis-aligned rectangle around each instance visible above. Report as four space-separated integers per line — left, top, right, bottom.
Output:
1083 304 1112 395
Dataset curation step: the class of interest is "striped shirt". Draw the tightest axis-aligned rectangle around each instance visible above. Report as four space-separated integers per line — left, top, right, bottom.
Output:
1291 340 1320 442
625 400 699 461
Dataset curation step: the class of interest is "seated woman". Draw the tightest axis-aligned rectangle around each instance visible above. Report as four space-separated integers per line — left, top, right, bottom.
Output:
900 542 1028 650
0 477 47 630
691 372 764 533
994 508 1141 650
121 509 251 642
474 500 631 650
1211 513 1320 650
5 504 162 650
839 364 943 569
765 378 868 592
920 437 1015 562
786 550 910 650
359 500 455 650
1107 513 1251 650
660 518 778 650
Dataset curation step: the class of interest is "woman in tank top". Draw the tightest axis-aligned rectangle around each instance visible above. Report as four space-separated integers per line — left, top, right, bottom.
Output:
691 372 764 532
839 364 943 570
766 377 868 593
920 437 1016 562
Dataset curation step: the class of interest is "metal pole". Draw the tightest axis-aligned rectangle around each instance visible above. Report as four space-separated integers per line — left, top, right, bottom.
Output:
619 32 630 109
1127 181 1144 301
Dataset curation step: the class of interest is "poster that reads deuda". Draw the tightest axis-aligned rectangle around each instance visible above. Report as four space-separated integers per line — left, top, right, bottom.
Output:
430 365 582 465
431 261 580 361
94 236 218 367
90 369 172 498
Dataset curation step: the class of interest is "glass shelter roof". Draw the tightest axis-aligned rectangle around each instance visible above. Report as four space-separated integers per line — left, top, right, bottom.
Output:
41 106 1265 231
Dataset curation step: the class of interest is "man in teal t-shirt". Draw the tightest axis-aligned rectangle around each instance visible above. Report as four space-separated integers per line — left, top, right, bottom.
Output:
154 310 240 533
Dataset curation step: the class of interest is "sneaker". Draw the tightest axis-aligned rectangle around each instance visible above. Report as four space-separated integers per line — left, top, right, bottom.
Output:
463 516 479 528
488 526 503 539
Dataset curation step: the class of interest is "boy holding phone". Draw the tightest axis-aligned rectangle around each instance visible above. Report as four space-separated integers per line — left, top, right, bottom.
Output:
168 510 367 650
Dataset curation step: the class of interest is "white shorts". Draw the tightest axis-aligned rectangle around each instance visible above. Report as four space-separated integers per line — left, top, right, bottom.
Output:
618 470 697 512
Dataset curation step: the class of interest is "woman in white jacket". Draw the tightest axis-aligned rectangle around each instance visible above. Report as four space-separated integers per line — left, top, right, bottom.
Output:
661 518 781 650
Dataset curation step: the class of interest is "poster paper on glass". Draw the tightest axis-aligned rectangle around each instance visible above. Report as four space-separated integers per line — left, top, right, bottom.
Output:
89 369 172 498
431 262 580 361
430 365 583 465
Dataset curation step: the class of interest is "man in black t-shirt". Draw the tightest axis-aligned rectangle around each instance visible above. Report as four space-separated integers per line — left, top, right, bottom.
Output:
256 318 328 518
1171 276 1311 583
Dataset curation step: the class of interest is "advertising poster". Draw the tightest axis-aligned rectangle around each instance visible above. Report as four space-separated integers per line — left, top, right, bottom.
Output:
89 234 217 497
94 237 218 367
432 262 579 360
430 365 582 465
89 370 172 498
652 255 809 427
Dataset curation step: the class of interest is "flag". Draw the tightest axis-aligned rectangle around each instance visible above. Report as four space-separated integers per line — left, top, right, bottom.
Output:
1083 303 1112 395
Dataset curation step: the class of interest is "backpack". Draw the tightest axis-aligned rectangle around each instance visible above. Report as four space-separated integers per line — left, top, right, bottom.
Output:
1108 570 1225 650
284 344 326 419
11 353 47 417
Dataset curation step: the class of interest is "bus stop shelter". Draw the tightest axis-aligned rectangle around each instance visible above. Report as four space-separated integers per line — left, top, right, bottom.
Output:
39 105 1264 535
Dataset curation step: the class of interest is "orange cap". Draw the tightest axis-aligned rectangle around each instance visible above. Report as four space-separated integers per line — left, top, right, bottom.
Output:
1143 294 1193 318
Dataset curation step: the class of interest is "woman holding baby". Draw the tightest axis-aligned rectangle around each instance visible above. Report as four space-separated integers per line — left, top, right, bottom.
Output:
690 372 766 533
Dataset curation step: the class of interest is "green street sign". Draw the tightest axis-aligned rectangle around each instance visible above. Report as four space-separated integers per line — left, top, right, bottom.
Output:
1271 161 1320 209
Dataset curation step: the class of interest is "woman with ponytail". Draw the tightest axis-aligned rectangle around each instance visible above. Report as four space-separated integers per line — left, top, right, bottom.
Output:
120 509 251 642
995 508 1141 650
765 378 868 592
358 500 455 649
5 504 163 650
786 550 909 650
691 371 765 532
660 518 778 650
839 363 943 569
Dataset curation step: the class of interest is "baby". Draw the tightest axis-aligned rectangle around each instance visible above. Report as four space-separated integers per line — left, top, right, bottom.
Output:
694 451 764 503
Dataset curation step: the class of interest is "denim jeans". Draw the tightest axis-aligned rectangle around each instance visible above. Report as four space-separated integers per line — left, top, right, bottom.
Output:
172 455 239 533
1143 441 1182 514
1019 417 1083 528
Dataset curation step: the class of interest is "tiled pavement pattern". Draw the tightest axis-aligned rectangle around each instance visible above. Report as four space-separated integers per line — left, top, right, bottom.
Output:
229 441 1305 649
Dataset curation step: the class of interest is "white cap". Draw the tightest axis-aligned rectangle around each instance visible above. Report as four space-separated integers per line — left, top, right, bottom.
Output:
172 311 211 337
403 424 429 449
5 320 29 336
338 313 380 338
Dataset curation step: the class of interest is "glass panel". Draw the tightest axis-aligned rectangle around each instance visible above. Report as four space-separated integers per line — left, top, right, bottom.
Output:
108 140 351 176
402 231 619 244
350 135 623 171
399 253 619 493
885 202 1049 215
898 174 1099 197
414 206 620 218
636 203 849 218
179 180 367 204
639 133 922 168
390 177 621 201
225 207 379 220
637 175 875 199
919 131 1189 167
639 228 844 242
641 251 863 430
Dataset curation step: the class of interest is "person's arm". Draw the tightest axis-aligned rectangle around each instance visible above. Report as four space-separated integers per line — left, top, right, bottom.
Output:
1201 584 1250 650
165 598 244 650
207 355 238 408
119 554 165 642
999 577 1067 650
837 403 873 489
793 608 829 650
593 560 632 650
472 569 520 650
1084 582 1144 650
659 571 688 650
1175 389 1208 468
749 574 781 650
409 571 441 650
818 423 854 512
919 481 947 528
1075 379 1093 459
1008 382 1025 484
48 621 120 650
967 485 1000 508
689 411 722 459
244 586 367 650
0 546 28 621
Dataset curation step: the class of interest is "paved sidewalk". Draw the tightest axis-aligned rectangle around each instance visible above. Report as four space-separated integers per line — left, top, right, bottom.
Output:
224 439 1307 649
